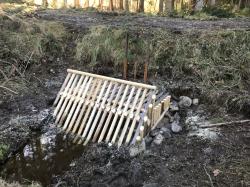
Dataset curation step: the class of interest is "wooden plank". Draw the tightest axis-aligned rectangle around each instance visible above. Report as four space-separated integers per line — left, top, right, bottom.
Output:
151 108 169 130
97 84 125 143
67 69 156 90
70 79 98 134
62 76 90 131
117 87 142 146
55 75 80 126
57 76 85 125
81 80 108 141
83 81 114 145
53 73 76 117
92 83 119 142
105 85 130 142
131 93 153 145
111 86 136 143
125 89 148 145
76 80 102 137
53 73 71 106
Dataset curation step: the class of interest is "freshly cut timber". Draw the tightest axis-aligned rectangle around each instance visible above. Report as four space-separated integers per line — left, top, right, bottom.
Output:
53 69 171 146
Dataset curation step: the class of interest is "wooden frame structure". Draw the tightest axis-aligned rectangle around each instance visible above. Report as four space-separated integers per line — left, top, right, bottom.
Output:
53 69 171 146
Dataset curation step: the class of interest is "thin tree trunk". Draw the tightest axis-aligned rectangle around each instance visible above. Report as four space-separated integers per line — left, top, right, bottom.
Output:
123 33 129 80
138 0 144 12
125 0 129 11
110 0 114 10
119 0 124 9
159 0 164 13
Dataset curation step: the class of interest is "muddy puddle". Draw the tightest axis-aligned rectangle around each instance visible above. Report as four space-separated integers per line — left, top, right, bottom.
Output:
0 124 85 186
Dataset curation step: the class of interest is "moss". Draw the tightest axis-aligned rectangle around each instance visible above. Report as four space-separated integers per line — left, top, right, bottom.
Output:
0 144 9 161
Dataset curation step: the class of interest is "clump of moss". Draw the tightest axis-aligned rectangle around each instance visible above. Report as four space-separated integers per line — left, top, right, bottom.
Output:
0 144 9 161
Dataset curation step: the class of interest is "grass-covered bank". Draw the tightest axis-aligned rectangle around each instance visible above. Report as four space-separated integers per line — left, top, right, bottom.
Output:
0 6 249 115
76 27 250 114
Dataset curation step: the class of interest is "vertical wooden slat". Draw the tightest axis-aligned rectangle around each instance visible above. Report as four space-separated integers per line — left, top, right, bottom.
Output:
55 75 79 126
131 92 154 144
117 87 142 146
83 82 114 145
125 89 148 144
105 85 130 142
71 79 98 134
111 86 136 143
80 80 108 141
62 77 93 131
97 84 125 143
92 83 119 142
53 73 71 106
76 80 102 136
53 73 76 117
56 75 84 125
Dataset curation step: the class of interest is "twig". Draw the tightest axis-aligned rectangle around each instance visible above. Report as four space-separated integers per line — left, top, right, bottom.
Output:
199 119 250 128
0 85 18 94
203 165 214 187
0 68 8 80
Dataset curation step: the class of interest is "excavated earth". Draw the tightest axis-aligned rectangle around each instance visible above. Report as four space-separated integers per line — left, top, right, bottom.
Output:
0 11 250 187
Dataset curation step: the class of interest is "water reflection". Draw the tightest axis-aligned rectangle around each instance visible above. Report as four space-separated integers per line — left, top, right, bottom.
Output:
0 127 84 186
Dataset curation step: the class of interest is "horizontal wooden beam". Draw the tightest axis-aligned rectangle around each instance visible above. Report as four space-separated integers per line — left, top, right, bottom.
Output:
67 69 157 90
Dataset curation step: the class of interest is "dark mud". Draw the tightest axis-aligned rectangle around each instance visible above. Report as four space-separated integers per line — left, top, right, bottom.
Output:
0 125 85 187
54 124 250 187
37 9 250 31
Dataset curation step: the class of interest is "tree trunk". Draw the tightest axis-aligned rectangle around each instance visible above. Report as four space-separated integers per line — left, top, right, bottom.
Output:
238 0 243 9
119 0 124 9
138 0 144 12
159 0 164 13
125 0 129 11
110 0 114 10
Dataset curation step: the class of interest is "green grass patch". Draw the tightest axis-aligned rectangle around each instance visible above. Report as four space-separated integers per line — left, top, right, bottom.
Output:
75 27 250 109
0 144 9 161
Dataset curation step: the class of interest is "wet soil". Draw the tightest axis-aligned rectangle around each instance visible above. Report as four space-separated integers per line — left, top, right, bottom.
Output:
0 125 85 187
54 124 250 187
37 9 250 31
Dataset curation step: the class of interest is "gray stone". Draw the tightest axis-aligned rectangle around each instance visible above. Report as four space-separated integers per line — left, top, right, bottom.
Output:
156 117 170 128
169 101 179 112
145 136 153 145
160 127 172 138
178 96 192 108
171 121 182 133
150 128 160 137
173 112 181 121
129 140 146 157
193 98 199 105
153 134 164 145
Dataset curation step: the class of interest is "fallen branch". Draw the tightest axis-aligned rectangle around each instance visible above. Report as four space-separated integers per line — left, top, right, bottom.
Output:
199 119 250 128
0 85 18 94
204 166 214 187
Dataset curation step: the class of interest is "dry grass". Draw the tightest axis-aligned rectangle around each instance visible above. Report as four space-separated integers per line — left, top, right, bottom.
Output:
76 27 250 110
0 179 41 187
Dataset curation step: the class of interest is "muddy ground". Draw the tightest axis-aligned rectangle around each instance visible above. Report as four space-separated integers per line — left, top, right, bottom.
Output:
37 9 250 31
0 11 250 186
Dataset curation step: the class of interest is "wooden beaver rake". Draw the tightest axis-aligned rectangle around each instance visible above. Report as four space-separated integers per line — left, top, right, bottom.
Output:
53 69 170 146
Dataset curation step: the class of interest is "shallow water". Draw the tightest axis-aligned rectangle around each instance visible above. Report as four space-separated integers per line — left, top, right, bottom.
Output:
0 124 85 186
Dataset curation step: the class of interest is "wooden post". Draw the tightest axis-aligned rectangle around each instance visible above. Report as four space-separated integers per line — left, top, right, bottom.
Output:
144 61 148 83
123 32 128 80
140 125 144 139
